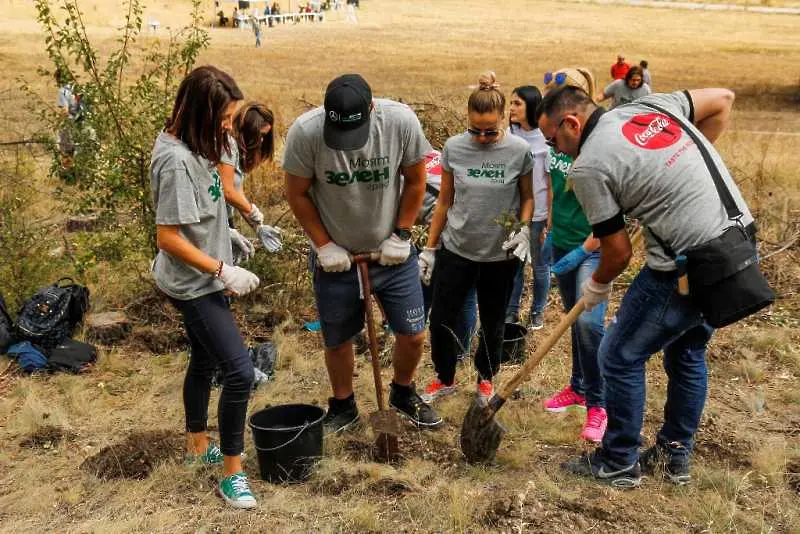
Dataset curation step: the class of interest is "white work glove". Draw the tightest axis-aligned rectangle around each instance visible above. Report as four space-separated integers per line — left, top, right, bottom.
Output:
378 234 411 266
243 203 264 228
502 225 531 264
229 228 255 263
418 247 436 286
581 276 613 311
218 263 260 296
256 224 283 253
316 241 351 272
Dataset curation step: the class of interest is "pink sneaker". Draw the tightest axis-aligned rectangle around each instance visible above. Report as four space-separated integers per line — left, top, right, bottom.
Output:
543 385 586 413
580 407 608 443
477 380 494 400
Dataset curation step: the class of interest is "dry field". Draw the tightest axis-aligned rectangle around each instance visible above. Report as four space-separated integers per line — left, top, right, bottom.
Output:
1 0 799 532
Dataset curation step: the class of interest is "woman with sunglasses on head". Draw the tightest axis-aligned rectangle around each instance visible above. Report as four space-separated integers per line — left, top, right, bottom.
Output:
539 67 607 443
598 65 651 109
151 66 259 509
218 101 283 263
419 71 533 403
504 85 551 331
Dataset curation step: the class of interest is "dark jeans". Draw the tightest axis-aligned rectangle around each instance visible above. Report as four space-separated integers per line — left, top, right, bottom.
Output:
170 291 254 457
552 245 606 408
429 246 519 384
423 282 477 357
507 220 552 317
599 266 713 467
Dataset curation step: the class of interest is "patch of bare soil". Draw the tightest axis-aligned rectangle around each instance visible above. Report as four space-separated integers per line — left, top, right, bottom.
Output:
787 459 800 495
20 425 77 450
80 430 183 480
309 468 369 496
340 431 461 466
693 416 753 468
130 325 188 354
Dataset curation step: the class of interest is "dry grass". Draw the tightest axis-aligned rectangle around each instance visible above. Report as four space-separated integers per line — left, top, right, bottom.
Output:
1 0 800 532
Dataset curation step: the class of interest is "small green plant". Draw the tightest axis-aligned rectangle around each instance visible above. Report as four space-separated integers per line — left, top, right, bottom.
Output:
493 210 522 239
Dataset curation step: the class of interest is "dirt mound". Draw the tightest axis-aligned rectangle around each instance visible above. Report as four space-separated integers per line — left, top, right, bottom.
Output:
20 425 77 450
81 430 183 480
309 468 369 496
341 432 461 466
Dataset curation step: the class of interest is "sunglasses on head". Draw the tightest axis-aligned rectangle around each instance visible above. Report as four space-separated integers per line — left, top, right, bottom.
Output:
467 127 500 138
543 71 568 86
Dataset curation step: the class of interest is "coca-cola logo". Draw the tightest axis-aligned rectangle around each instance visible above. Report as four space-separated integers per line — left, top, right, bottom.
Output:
424 150 442 176
622 113 682 150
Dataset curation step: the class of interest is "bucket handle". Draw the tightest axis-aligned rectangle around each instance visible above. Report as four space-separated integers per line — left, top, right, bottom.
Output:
255 421 312 452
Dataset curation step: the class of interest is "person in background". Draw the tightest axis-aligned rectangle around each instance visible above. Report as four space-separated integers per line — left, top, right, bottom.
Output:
420 72 533 403
598 66 651 109
218 101 282 264
504 85 551 330
540 66 608 444
233 7 239 27
251 14 262 47
610 54 630 81
150 66 258 509
55 67 78 171
283 73 443 434
640 60 651 87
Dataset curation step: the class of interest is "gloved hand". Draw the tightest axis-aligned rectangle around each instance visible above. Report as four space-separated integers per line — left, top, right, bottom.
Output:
581 276 612 311
316 241 351 272
243 203 264 228
378 233 411 266
256 224 283 253
551 245 591 276
229 228 255 263
418 247 436 285
218 263 260 296
502 225 531 264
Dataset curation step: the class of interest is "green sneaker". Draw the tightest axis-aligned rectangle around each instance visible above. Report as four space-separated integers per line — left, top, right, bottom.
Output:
185 442 223 466
218 472 257 509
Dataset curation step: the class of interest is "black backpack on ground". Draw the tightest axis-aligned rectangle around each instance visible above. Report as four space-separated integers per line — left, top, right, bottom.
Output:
47 338 97 373
0 293 14 352
16 278 90 348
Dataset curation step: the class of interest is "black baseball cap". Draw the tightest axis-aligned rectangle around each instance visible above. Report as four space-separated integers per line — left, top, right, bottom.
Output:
323 74 372 151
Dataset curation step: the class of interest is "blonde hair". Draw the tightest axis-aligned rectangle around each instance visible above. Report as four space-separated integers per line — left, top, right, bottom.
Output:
468 71 505 116
544 67 597 102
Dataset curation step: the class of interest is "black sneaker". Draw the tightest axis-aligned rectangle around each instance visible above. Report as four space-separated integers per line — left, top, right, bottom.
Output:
389 382 443 428
505 311 520 324
640 442 691 485
529 312 544 330
562 449 642 489
322 396 360 435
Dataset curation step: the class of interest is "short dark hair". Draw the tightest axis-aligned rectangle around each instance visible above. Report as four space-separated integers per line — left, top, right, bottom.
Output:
536 85 593 122
640 60 648 69
166 65 244 164
510 85 542 129
234 102 275 173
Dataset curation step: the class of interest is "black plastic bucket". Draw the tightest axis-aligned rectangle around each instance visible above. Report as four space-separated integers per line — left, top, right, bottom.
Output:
248 403 325 483
502 322 528 363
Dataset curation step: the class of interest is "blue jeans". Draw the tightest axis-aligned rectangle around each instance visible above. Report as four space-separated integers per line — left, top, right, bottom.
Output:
599 266 713 467
552 245 606 408
423 283 477 356
170 291 254 457
507 220 551 317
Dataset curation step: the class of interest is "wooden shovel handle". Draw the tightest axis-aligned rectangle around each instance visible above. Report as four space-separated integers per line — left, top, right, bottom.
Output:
497 298 587 400
357 261 388 412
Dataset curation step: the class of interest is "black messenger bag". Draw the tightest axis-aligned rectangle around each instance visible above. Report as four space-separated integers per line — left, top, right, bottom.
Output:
642 102 774 328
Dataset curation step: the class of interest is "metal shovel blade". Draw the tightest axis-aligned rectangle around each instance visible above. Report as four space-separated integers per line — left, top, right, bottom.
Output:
369 410 403 462
460 396 506 464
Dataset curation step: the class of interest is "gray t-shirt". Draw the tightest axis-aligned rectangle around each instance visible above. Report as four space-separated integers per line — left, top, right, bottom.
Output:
282 98 431 253
219 133 245 222
509 125 550 222
150 132 232 300
440 131 533 262
569 91 754 271
604 79 652 109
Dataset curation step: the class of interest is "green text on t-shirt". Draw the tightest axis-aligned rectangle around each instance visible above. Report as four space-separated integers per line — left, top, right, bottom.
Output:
549 149 592 250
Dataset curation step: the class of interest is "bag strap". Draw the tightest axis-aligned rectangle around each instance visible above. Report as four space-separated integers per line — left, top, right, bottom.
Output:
640 101 742 221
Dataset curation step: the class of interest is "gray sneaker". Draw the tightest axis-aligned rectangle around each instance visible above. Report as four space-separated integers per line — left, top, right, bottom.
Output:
529 312 544 330
562 450 642 489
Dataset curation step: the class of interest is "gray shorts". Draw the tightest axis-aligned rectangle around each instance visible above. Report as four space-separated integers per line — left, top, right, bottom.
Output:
311 251 425 348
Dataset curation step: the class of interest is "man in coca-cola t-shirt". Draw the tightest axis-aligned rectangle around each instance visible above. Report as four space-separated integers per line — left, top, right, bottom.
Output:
536 86 755 488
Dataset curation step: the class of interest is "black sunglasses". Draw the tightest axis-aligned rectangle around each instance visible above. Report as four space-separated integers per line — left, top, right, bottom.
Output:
467 127 500 138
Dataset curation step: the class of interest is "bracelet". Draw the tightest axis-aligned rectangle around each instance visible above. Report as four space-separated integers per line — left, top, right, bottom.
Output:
214 260 224 278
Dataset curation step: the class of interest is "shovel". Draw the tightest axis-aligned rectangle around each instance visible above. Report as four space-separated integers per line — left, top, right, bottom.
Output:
460 298 587 463
460 226 646 463
353 253 403 462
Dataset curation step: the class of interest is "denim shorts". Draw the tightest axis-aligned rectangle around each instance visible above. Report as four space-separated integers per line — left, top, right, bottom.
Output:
311 251 426 348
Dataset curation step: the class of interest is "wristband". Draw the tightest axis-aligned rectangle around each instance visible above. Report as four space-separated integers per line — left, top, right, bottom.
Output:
215 260 224 278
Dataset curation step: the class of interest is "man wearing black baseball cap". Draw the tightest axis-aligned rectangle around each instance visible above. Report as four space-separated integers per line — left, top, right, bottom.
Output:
283 73 442 433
